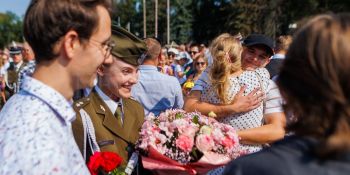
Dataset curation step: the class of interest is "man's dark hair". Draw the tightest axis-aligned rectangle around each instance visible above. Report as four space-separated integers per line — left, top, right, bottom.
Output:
23 0 111 63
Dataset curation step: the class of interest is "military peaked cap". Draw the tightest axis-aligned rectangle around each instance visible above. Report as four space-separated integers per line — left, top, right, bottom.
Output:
111 25 147 66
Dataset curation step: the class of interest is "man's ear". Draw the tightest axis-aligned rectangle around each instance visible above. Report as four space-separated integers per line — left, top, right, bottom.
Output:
63 30 80 60
263 57 271 67
157 53 162 61
97 65 105 76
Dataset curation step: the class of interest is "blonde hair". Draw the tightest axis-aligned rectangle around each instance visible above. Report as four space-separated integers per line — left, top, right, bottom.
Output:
209 33 242 104
275 35 293 52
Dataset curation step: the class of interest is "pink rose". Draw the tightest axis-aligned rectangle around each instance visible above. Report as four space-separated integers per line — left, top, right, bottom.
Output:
196 134 214 152
222 136 235 149
182 125 198 138
175 135 194 152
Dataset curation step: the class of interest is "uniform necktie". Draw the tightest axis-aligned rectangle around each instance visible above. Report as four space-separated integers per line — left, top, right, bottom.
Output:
114 103 123 125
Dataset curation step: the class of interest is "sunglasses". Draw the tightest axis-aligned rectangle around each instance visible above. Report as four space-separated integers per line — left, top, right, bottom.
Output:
189 51 198 55
196 62 206 66
168 53 176 57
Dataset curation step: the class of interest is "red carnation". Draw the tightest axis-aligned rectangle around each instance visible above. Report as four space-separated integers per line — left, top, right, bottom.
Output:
88 151 123 175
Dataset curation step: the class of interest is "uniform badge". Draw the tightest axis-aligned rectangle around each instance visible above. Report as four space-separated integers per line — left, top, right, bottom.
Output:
100 105 105 112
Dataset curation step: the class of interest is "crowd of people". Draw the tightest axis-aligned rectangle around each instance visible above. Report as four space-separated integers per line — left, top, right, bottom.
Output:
0 0 350 175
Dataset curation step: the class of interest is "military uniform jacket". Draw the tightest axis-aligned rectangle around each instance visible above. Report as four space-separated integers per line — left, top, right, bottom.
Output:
5 61 27 94
72 89 145 165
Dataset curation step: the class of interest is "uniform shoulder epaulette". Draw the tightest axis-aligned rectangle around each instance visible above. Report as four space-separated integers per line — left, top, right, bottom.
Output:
73 97 91 109
129 96 136 100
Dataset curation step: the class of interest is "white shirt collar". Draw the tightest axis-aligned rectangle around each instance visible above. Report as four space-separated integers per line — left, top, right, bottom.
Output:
15 61 23 71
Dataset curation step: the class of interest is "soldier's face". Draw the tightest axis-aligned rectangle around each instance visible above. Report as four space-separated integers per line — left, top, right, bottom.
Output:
99 57 139 99
11 53 23 64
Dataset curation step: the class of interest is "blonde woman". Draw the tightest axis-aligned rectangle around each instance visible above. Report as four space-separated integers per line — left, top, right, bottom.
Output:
191 34 283 175
199 33 273 153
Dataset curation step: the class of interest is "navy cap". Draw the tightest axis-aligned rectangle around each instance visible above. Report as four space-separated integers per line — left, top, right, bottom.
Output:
9 46 22 55
243 34 274 56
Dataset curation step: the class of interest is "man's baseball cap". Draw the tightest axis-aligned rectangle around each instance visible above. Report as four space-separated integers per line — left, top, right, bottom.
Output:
242 34 274 56
175 51 189 60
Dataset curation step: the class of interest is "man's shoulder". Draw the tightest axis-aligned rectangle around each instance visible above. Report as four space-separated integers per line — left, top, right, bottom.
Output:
141 71 180 86
1 93 47 114
0 95 63 132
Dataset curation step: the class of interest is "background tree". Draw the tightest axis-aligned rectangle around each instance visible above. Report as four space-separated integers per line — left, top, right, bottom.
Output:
0 12 23 49
170 0 193 44
78 0 350 45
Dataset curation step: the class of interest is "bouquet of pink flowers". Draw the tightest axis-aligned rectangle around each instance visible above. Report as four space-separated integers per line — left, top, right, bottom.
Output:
137 109 243 174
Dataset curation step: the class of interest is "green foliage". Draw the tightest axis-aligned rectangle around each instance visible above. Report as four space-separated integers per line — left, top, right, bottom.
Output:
192 115 199 124
175 112 183 119
170 0 193 44
113 0 140 34
0 12 23 49
98 0 350 45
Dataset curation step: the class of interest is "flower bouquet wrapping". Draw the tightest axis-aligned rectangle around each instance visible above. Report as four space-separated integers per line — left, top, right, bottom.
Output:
136 109 244 175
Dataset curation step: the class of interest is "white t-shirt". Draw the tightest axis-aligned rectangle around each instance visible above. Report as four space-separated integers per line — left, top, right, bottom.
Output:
174 64 187 84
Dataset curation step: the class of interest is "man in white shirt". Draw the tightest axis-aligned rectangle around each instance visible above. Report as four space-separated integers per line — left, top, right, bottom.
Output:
0 0 113 174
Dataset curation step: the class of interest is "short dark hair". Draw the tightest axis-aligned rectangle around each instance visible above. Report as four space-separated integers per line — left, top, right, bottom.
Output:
23 0 111 63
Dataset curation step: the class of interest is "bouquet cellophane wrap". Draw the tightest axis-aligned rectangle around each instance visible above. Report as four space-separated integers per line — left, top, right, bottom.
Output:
142 146 230 175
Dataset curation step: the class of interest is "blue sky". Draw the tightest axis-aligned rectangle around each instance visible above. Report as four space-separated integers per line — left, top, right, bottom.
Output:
0 0 30 18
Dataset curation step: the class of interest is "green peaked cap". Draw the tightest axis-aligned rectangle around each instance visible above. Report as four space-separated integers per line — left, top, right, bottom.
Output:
111 25 147 66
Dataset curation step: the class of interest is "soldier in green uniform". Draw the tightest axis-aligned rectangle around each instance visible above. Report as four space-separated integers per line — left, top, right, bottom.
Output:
72 25 147 170
5 44 27 97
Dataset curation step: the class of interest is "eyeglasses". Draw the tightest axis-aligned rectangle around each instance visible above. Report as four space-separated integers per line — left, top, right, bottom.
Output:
196 62 206 66
90 38 115 59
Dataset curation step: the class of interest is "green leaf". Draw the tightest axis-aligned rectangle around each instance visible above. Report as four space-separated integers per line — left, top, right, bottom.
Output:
192 115 199 124
175 112 183 119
